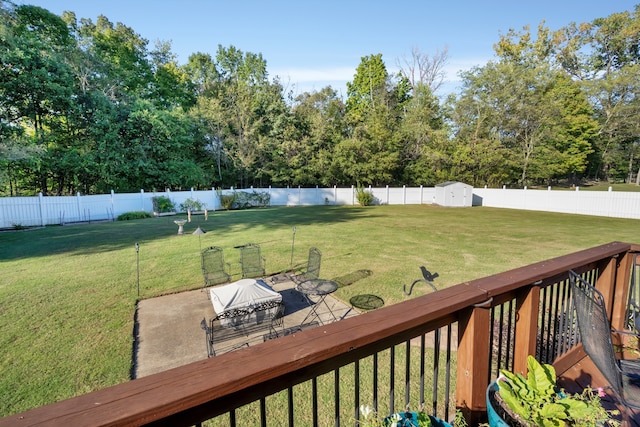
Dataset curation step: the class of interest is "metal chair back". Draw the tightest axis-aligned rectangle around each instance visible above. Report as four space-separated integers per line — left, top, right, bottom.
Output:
305 247 322 281
201 246 231 287
292 247 322 284
239 243 265 278
569 270 640 409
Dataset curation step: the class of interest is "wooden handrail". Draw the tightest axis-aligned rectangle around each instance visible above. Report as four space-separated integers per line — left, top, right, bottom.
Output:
1 241 634 427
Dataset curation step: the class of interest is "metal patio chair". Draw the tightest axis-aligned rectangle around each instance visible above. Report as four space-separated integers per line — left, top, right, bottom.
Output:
201 246 231 288
238 243 266 278
292 247 322 284
569 270 640 409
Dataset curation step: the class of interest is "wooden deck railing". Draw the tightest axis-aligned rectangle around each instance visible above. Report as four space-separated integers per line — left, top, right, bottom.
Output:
1 241 637 426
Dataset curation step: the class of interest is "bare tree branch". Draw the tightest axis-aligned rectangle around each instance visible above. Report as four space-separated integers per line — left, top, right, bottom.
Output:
398 46 449 93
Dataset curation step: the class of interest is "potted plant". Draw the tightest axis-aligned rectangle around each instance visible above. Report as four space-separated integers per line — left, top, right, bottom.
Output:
358 405 454 426
486 355 620 426
151 195 176 216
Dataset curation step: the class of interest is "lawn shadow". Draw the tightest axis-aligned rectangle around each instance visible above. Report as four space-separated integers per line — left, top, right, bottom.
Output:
0 205 380 261
331 269 373 288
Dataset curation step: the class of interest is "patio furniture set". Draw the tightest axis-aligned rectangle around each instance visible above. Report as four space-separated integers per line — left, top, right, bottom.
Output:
200 244 339 357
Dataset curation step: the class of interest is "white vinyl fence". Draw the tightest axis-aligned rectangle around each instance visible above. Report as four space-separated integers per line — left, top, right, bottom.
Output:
1 185 639 229
473 186 640 220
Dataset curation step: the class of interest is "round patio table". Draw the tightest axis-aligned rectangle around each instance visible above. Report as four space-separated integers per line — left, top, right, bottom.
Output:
296 279 338 325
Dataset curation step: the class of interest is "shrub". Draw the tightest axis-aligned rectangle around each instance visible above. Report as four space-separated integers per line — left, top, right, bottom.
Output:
179 198 205 212
151 196 175 213
219 192 237 210
217 190 270 210
355 186 374 206
235 190 270 209
117 211 152 221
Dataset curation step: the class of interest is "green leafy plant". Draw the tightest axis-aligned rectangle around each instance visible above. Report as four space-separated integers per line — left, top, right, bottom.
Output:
179 198 205 212
356 185 375 206
218 191 237 210
217 190 269 210
495 355 619 426
151 195 175 213
117 211 152 221
358 405 460 426
358 405 433 426
235 190 270 208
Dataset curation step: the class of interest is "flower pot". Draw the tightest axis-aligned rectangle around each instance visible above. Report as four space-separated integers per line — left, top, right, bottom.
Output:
486 381 510 427
383 412 452 427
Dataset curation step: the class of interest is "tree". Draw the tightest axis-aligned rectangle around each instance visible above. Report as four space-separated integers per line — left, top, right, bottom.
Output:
399 84 453 185
77 15 153 102
276 87 345 186
150 40 196 109
553 6 640 182
397 46 450 94
214 45 270 187
452 23 598 186
0 3 79 193
339 54 410 185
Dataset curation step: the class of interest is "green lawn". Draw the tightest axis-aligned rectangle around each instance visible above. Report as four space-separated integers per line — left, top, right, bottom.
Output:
1 204 639 417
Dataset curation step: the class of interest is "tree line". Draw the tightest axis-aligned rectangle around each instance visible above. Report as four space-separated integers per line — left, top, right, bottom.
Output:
1 2 638 196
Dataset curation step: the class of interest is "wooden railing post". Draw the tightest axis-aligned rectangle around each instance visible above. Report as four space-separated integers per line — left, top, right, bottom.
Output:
596 253 630 330
514 285 541 374
456 301 491 425
611 251 634 331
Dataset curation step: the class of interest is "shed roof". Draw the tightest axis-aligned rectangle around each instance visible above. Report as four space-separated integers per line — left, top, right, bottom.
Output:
435 181 470 187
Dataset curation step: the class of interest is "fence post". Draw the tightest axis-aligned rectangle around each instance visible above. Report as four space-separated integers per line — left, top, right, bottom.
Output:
420 185 423 204
608 186 613 217
111 190 115 220
403 185 406 205
140 189 145 212
39 192 45 226
351 185 355 205
76 192 82 222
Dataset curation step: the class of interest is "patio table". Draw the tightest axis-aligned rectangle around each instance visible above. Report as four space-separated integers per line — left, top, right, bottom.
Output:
209 278 282 327
297 278 338 325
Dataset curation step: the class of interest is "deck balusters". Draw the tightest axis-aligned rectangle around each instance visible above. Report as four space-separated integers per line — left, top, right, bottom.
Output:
389 347 395 414
288 387 294 427
334 368 340 427
432 330 440 415
419 334 426 411
259 398 266 427
312 377 318 427
405 340 411 409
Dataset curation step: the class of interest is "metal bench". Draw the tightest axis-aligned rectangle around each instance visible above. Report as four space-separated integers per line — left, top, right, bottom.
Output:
201 300 284 357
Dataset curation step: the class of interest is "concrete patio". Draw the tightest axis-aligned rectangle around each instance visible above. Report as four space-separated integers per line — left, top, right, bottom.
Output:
133 275 358 378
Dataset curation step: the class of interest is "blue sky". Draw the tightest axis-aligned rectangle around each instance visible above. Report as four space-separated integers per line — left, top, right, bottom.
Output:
16 0 637 97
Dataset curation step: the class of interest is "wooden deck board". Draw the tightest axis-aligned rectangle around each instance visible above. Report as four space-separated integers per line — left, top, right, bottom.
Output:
557 355 640 426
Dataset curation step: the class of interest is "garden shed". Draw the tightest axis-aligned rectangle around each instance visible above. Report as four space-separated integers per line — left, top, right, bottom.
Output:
434 181 473 207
